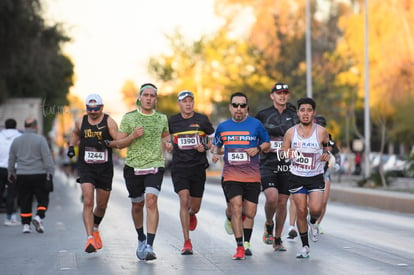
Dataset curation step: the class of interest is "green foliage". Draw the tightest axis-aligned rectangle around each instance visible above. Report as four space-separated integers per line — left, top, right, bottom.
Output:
0 0 73 134
146 0 414 155
389 95 414 144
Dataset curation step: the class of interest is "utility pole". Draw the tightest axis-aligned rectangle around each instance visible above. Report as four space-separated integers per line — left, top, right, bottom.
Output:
364 0 371 179
306 0 312 98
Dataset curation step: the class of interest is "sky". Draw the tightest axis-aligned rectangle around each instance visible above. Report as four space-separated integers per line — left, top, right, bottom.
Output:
43 0 223 117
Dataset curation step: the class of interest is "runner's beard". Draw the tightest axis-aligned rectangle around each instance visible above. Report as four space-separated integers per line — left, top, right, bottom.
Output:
234 114 243 121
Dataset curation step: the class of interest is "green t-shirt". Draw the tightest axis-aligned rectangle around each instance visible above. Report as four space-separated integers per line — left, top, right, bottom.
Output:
120 109 169 169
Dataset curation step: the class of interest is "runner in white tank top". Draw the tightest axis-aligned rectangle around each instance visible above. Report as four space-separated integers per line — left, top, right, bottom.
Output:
280 97 332 259
290 125 325 177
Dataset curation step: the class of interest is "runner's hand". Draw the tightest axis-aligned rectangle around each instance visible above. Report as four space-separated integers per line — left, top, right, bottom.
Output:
67 146 75 158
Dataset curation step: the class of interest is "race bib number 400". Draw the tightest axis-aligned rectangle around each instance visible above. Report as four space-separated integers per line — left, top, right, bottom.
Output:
227 148 250 166
293 152 316 170
84 147 108 164
177 134 200 150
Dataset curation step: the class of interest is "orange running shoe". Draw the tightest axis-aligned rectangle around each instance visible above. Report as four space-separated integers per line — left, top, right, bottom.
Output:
93 230 103 249
85 237 97 253
181 239 193 255
232 246 245 260
189 214 197 231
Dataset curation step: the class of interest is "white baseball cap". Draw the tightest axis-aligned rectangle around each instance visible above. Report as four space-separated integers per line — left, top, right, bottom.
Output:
86 94 103 106
177 90 194 101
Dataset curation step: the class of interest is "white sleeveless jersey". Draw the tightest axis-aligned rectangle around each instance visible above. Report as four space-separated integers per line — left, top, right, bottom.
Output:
290 125 325 177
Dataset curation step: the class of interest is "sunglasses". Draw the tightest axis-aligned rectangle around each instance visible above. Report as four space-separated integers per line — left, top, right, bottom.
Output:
231 103 248 109
86 105 102 112
275 84 288 90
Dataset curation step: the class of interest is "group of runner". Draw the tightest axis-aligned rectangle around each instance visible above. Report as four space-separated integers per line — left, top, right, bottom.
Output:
66 81 340 261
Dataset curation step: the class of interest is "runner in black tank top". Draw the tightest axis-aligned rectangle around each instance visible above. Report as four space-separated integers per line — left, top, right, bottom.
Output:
67 94 119 253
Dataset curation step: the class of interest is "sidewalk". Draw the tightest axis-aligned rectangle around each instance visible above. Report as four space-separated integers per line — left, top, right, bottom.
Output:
206 170 414 214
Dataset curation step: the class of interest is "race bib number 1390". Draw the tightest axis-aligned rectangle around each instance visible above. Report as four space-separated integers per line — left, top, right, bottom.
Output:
177 134 199 150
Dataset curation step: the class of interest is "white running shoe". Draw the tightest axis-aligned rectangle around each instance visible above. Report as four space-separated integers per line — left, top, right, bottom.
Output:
136 239 146 260
309 222 320 242
22 224 31 233
32 215 44 233
4 218 20 226
143 244 157 261
296 245 310 258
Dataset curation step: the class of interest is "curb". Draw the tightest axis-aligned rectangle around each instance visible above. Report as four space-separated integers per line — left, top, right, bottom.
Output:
206 173 414 214
330 185 414 214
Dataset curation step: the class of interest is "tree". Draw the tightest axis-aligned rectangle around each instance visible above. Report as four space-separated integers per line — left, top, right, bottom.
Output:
335 0 414 154
147 29 274 123
0 0 74 134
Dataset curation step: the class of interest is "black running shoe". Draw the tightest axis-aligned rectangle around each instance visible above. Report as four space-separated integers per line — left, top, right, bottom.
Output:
287 229 298 239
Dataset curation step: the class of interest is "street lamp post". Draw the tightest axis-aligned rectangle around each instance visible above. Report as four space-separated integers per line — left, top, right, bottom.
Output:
364 0 371 179
306 0 312 98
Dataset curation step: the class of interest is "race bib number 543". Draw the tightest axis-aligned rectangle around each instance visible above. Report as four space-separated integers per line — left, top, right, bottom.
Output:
227 148 250 165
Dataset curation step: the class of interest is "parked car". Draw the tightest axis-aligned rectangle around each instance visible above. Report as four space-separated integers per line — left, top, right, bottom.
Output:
382 154 407 177
369 152 390 173
403 159 414 178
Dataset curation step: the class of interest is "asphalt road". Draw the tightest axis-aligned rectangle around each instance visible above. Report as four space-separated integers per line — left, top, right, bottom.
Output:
1 167 413 275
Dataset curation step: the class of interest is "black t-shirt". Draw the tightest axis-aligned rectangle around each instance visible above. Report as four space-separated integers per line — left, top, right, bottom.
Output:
168 112 214 169
255 104 299 168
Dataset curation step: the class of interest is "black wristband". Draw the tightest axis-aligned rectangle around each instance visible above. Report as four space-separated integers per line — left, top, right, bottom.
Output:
203 144 209 151
257 145 262 152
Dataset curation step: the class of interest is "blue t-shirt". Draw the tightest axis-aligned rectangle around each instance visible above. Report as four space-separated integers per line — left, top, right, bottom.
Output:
213 116 269 183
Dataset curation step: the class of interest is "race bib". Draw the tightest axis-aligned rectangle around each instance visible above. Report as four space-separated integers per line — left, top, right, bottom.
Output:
293 152 316 170
134 167 158 175
84 147 108 164
270 137 283 153
227 148 250 165
177 134 200 150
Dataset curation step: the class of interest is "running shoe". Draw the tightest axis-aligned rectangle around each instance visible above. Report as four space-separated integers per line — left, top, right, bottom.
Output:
296 245 310 259
136 239 146 260
85 237 97 253
309 221 320 242
262 223 274 245
273 241 287 252
232 246 245 260
287 228 298 239
93 230 103 249
4 218 20 226
143 244 157 261
22 224 31 233
181 239 193 255
189 213 197 231
244 241 252 256
224 218 233 235
32 215 44 233
318 223 324 235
